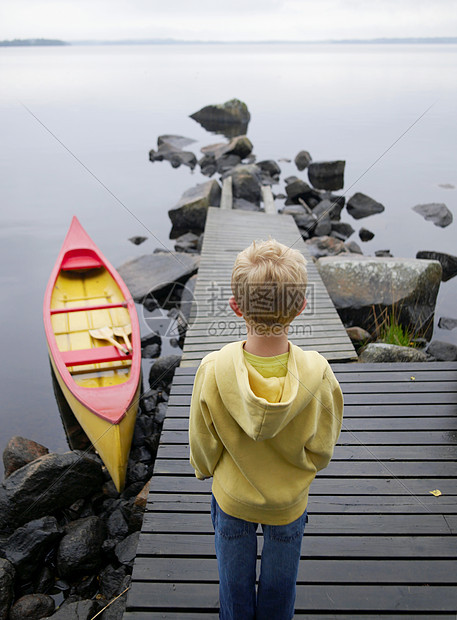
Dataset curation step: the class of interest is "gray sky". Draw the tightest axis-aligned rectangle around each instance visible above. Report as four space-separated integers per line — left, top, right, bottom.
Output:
1 0 456 42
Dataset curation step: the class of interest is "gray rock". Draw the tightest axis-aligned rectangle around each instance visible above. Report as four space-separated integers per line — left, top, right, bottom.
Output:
294 213 318 235
308 161 345 191
216 153 242 174
99 564 128 600
294 150 312 171
347 192 385 219
149 141 197 170
257 160 281 183
141 342 160 359
375 249 393 257
359 343 429 363
3 452 103 527
313 198 344 221
174 232 201 253
314 216 332 237
438 317 457 330
285 179 319 204
416 250 457 282
330 222 355 240
198 154 217 177
0 558 15 620
9 593 55 620
190 98 250 137
305 236 351 259
426 340 457 361
155 402 168 424
157 135 196 150
359 227 375 242
107 509 129 540
412 203 453 227
233 198 261 211
201 135 253 160
168 180 221 238
226 164 263 205
344 240 363 255
57 516 106 578
49 599 101 620
346 326 372 343
115 531 140 566
149 354 182 389
118 252 199 302
2 436 49 478
128 236 147 246
5 516 62 580
317 256 442 338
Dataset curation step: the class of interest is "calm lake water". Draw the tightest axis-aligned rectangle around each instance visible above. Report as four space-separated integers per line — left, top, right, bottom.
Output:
0 43 456 471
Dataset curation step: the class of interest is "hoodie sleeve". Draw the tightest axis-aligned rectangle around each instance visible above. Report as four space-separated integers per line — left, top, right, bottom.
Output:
305 364 343 472
189 361 224 480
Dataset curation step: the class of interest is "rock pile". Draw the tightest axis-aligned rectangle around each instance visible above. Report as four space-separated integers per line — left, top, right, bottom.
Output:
0 337 181 618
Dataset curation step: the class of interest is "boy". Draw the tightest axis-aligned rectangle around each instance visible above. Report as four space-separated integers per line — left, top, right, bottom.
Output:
189 239 343 620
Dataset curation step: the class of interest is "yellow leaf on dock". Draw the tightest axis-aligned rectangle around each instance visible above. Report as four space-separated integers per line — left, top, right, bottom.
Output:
429 489 442 497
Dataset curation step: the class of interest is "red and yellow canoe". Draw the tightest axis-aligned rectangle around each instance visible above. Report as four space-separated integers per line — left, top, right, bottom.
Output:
43 216 141 491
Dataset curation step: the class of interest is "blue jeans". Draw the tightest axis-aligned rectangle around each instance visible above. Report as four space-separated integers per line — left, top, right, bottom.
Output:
211 495 307 620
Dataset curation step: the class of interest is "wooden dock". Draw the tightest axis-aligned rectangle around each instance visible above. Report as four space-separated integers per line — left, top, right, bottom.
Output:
181 207 357 365
125 361 457 618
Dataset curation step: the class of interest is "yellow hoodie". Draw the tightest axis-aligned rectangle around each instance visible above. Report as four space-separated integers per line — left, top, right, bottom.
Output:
189 340 343 525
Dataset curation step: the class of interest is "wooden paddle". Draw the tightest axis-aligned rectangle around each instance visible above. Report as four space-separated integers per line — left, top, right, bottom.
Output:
89 327 129 355
113 324 132 351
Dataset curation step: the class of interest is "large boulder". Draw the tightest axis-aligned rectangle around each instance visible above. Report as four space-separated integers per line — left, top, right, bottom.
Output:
359 343 429 363
5 516 63 580
117 252 200 302
2 436 49 478
56 516 106 578
412 203 452 228
2 452 103 529
317 256 442 338
416 250 457 282
308 161 345 191
190 98 250 138
0 558 15 620
9 593 55 620
226 164 263 205
167 180 221 238
347 192 385 219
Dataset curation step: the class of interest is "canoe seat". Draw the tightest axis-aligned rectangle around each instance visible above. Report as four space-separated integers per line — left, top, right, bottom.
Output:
61 249 103 270
61 346 131 367
50 302 128 315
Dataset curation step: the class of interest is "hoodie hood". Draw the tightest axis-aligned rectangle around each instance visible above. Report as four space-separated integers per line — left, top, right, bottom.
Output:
214 341 328 441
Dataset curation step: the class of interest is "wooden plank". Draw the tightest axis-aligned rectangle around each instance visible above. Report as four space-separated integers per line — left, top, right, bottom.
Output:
154 457 457 478
131 556 457 584
140 512 456 535
127 582 457 612
134 533 457 559
147 475 457 495
146 493 457 514
162 416 457 432
160 428 457 445
220 176 232 210
155 442 457 460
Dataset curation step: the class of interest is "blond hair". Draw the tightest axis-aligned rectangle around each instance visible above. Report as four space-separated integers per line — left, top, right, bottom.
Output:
231 239 308 332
